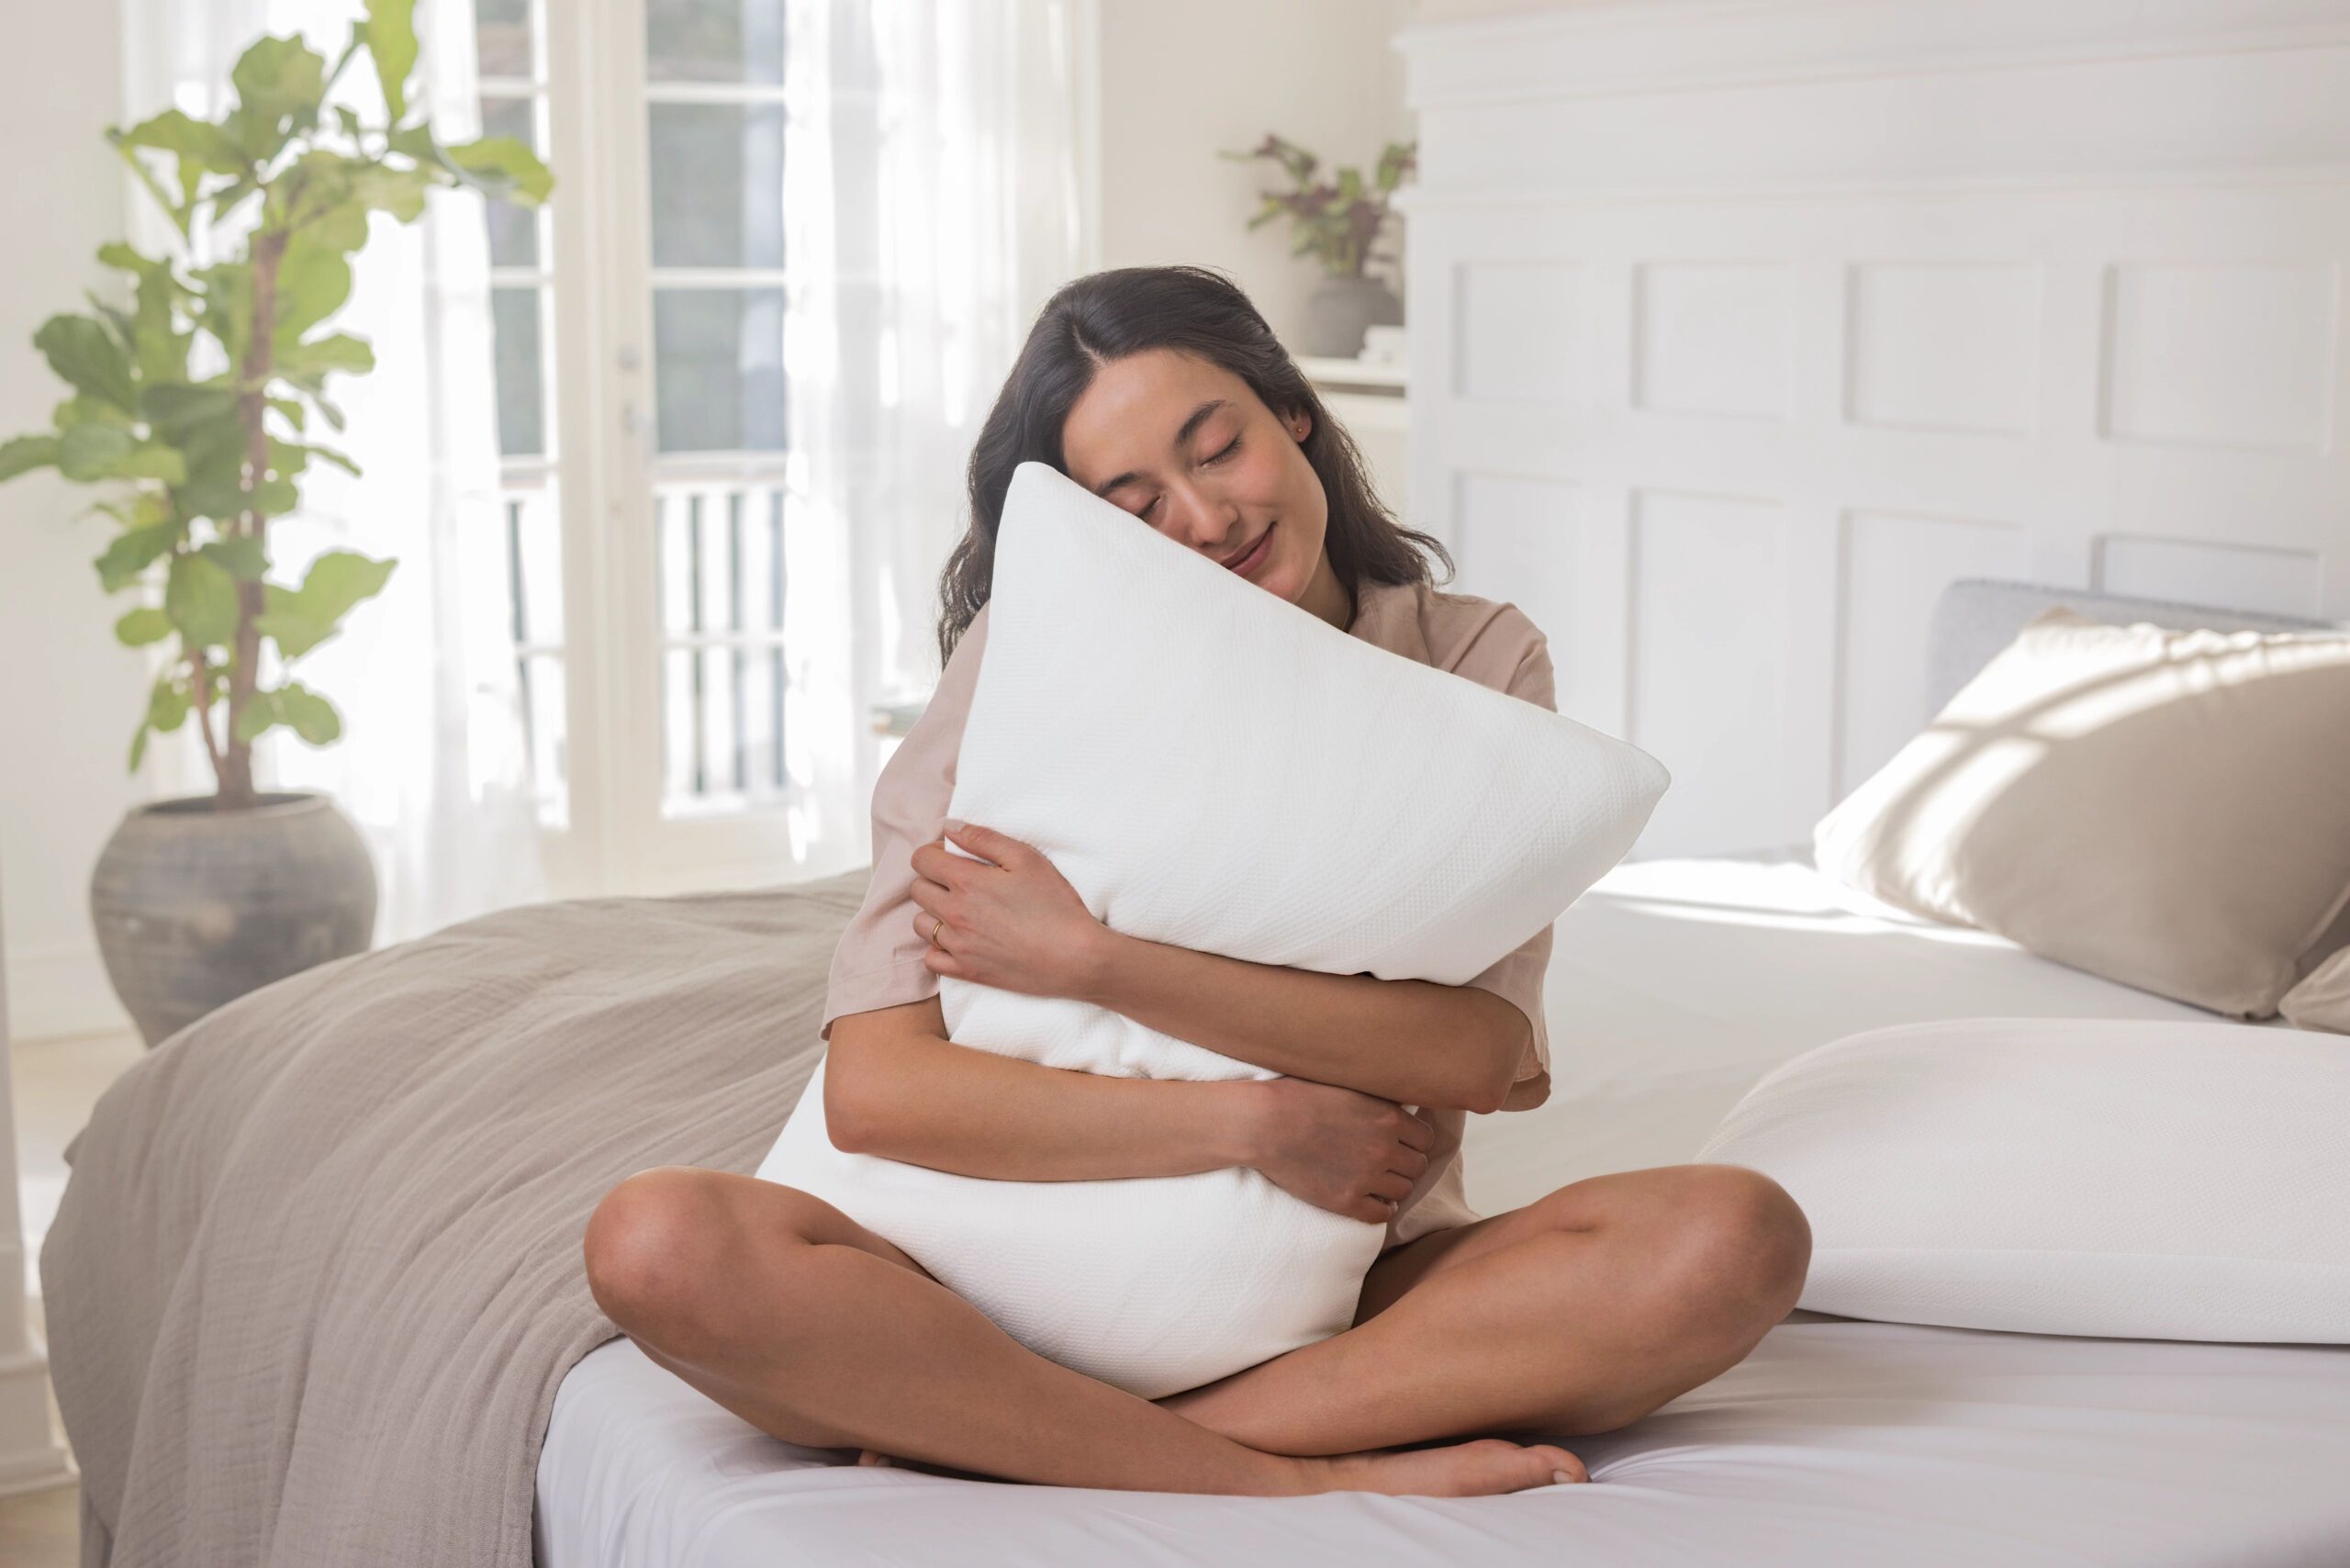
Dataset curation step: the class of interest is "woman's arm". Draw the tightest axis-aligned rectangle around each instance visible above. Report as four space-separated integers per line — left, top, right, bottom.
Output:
822 996 1434 1223
909 822 1530 1115
1073 931 1530 1115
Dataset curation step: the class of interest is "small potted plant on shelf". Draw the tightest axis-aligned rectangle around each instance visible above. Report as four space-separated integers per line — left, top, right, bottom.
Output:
1220 132 1417 357
0 1 552 1047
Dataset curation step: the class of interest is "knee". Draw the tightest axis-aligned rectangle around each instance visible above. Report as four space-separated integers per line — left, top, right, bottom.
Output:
583 1166 735 1338
1655 1164 1812 1340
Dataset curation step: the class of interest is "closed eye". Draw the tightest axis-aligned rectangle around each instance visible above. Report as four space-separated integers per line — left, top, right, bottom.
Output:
1138 437 1242 521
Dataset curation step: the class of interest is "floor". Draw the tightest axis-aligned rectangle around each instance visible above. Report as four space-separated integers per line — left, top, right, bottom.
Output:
2 1027 145 1568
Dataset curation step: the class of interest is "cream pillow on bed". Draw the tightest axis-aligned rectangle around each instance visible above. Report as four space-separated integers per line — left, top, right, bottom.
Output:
761 460 1667 1398
2283 946 2350 1034
1696 1017 2350 1342
1814 609 2350 1017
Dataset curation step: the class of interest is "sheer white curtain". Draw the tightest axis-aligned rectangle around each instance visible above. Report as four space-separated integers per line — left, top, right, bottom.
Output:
782 0 1095 814
124 0 548 943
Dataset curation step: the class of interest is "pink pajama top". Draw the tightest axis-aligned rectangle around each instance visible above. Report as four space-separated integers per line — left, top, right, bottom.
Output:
818 577 1558 1249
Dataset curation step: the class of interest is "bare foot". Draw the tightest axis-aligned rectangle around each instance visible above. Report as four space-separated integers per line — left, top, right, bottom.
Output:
1298 1438 1589 1496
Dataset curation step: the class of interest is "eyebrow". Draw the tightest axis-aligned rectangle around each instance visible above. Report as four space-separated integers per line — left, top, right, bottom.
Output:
1090 398 1229 498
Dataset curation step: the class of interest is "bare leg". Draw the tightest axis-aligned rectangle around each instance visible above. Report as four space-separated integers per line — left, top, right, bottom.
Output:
1158 1164 1811 1455
583 1168 1587 1495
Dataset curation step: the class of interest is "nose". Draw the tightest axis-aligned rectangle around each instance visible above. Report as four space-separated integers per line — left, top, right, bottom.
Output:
1166 486 1243 556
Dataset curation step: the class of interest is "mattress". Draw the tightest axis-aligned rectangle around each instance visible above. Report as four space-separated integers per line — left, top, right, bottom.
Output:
535 856 2346 1567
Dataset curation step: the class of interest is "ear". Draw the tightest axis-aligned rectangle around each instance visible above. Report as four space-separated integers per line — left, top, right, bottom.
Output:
1289 409 1312 442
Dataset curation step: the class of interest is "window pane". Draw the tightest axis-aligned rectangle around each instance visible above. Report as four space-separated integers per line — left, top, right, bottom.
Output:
504 477 565 645
518 652 568 830
480 95 541 268
648 104 784 270
653 288 784 452
476 0 533 78
491 286 546 456
646 0 785 85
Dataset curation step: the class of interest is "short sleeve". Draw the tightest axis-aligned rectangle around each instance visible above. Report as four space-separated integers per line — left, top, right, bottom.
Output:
818 603 990 1040
1458 624 1557 1113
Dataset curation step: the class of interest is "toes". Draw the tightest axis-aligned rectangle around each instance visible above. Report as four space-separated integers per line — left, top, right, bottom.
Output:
1532 1445 1589 1484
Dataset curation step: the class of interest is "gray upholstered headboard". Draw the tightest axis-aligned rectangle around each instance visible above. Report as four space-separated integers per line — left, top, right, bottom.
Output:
1924 579 2340 720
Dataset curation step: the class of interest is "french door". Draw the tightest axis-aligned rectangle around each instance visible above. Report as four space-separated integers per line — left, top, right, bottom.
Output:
485 0 875 900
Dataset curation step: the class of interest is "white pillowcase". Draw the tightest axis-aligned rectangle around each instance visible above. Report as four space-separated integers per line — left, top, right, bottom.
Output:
760 460 1667 1397
1695 1017 2350 1343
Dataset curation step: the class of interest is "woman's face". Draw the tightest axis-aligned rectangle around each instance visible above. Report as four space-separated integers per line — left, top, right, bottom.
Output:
1058 348 1345 622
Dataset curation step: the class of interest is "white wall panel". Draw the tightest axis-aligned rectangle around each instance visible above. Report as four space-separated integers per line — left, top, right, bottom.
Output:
1840 511 2031 792
1454 262 1580 404
1629 491 1796 855
1450 471 1580 681
2102 263 2340 452
1634 263 1794 420
1847 263 2042 435
2094 534 2327 616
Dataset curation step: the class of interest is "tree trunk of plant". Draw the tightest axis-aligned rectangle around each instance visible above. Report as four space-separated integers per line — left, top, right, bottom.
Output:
217 229 286 810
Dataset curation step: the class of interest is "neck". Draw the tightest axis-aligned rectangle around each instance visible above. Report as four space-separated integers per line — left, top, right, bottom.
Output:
1297 552 1353 631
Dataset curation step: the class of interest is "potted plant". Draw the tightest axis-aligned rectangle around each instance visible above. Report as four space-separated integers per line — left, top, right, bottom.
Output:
1220 133 1416 358
0 3 552 1047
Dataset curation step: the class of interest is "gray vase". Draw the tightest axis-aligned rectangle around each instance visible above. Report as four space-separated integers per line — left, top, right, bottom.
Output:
1302 274 1404 358
90 790 378 1048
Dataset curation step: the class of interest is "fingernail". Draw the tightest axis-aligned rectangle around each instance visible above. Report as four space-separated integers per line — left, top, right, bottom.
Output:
943 818 966 832
1551 1469 1575 1484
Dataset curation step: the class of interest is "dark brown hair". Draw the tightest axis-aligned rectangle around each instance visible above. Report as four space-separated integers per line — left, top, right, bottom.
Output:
935 264 1453 665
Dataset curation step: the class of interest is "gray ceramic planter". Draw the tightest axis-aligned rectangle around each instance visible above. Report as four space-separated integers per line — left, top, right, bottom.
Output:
1302 274 1404 358
89 790 378 1048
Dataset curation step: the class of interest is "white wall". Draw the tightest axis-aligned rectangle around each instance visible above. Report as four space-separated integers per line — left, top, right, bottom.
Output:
1401 0 2350 858
1093 0 1416 351
0 3 143 1043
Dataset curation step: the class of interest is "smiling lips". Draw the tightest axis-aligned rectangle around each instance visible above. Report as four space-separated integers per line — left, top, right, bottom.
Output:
1220 522 1276 574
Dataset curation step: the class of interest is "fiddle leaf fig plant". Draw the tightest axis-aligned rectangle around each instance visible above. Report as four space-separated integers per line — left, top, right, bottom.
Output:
0 0 552 809
1218 133 1416 279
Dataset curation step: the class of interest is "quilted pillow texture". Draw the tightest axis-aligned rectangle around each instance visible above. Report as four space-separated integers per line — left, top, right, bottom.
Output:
1814 608 2350 1017
762 460 1666 1397
1696 1017 2350 1342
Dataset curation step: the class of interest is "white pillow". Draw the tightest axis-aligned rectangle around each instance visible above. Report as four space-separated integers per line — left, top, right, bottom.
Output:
1695 1017 2350 1343
760 460 1666 1397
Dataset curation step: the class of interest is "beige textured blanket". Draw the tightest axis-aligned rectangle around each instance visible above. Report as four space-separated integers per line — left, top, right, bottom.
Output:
42 871 866 1567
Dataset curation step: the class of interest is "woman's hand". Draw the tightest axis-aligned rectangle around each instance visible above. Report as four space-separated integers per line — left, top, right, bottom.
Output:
1239 1078 1435 1225
909 821 1111 1000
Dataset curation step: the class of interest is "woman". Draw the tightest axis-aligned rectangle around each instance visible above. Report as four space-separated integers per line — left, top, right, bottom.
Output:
584 265 1811 1499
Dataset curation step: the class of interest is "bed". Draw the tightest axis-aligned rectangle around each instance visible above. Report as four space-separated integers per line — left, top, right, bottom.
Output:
46 582 2350 1567
535 580 2350 1568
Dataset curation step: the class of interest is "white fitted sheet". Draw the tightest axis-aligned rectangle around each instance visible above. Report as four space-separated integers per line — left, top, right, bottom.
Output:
536 857 2344 1567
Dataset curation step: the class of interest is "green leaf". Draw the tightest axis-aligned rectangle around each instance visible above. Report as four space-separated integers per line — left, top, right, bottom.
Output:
165 550 241 647
346 162 436 222
94 523 180 592
298 441 360 476
233 689 279 744
276 331 375 380
273 235 353 344
274 681 342 745
120 442 188 484
142 382 240 437
259 548 396 658
441 135 554 205
0 435 59 483
129 720 151 772
55 393 135 431
148 676 191 733
229 35 327 158
116 108 246 173
199 534 271 579
34 315 138 411
247 476 301 517
57 422 134 481
115 606 173 646
132 265 190 384
365 0 420 123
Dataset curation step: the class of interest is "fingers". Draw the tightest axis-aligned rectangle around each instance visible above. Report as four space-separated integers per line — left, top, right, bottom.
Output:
1369 1170 1413 1204
1391 1108 1435 1153
909 841 967 887
942 819 1024 868
1388 1144 1429 1182
1350 1196 1397 1225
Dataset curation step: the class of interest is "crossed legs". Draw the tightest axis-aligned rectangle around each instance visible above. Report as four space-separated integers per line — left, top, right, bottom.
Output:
582 1161 1809 1495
